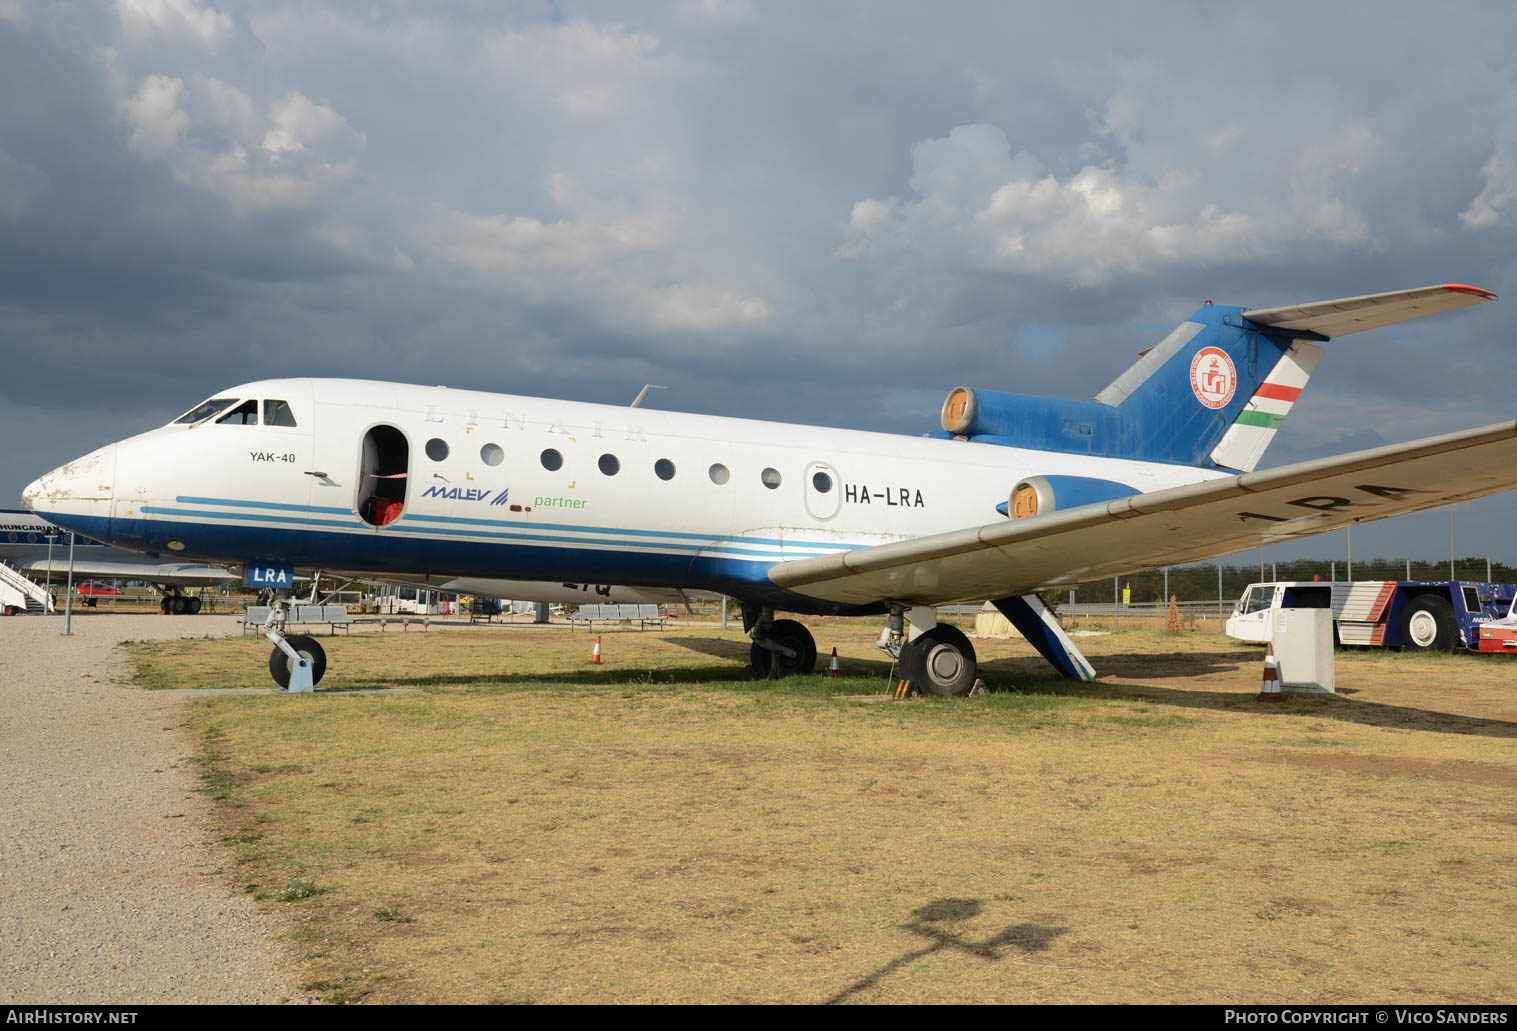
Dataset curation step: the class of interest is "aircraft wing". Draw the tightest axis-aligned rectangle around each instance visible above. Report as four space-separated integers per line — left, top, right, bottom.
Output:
769 421 1517 607
20 559 237 588
1242 283 1494 338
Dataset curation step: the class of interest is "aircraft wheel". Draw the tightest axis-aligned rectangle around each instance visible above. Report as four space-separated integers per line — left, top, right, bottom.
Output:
899 624 978 697
1401 596 1457 651
749 619 817 677
188 597 202 615
269 635 328 689
159 597 170 614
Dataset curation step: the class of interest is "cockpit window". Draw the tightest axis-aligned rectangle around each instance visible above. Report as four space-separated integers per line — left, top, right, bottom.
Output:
264 400 297 427
173 398 237 425
216 400 259 425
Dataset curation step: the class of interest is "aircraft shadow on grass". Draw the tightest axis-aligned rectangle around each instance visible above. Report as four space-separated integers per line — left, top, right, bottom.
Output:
314 638 1517 740
825 898 1067 1005
661 637 1517 739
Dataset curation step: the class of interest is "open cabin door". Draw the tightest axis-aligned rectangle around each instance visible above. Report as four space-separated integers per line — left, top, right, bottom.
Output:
358 425 409 528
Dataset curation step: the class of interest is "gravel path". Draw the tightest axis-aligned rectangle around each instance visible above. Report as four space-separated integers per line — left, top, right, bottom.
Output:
0 613 299 1004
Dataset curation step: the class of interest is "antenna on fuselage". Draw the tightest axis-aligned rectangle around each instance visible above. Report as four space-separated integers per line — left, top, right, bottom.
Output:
630 384 666 408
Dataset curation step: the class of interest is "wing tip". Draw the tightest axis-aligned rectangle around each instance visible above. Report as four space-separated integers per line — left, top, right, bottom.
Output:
1443 283 1497 300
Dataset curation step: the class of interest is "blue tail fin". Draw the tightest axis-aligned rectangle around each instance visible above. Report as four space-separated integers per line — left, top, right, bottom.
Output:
937 303 1322 470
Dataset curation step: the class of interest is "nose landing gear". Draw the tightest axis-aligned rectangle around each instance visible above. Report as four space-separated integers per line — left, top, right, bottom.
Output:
262 592 326 691
269 634 327 690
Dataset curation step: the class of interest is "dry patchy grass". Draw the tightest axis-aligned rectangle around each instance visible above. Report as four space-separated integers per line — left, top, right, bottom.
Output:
130 622 1517 1004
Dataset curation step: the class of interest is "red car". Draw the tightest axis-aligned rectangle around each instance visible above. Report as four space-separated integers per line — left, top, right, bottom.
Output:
76 582 123 607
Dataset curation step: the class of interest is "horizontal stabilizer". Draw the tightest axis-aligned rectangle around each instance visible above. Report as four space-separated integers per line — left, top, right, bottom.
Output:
1242 284 1494 338
770 420 1517 607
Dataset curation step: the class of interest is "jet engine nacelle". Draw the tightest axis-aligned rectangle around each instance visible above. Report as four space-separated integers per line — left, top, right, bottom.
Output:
942 385 1023 437
1005 475 1138 519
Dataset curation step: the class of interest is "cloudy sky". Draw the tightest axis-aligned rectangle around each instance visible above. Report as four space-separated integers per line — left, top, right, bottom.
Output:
3 0 1515 565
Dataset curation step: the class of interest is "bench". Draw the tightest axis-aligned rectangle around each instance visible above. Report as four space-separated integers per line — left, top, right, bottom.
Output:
573 603 668 630
634 603 668 630
241 604 352 636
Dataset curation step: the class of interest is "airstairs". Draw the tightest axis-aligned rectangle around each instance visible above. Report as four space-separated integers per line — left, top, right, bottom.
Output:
0 559 53 615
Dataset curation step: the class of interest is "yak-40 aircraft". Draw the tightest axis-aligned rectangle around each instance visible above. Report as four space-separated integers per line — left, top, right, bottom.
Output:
23 284 1517 693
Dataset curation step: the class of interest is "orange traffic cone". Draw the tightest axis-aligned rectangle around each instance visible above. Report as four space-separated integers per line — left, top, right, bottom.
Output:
828 647 840 677
1259 643 1284 701
591 635 602 664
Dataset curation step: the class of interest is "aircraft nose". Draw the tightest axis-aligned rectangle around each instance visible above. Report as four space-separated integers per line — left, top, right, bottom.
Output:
21 475 44 511
21 444 118 530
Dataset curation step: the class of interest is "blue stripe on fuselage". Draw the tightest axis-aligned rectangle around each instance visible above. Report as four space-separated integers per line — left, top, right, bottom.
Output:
167 495 853 556
176 495 355 515
172 494 853 553
43 513 880 615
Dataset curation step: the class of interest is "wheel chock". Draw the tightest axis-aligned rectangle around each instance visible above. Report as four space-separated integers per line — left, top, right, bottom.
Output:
893 679 913 700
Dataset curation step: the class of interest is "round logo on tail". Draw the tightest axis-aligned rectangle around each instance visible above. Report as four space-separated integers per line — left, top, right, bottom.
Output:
1189 347 1237 409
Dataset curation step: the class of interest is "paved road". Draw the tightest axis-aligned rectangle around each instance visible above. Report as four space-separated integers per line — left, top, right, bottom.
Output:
0 613 297 1003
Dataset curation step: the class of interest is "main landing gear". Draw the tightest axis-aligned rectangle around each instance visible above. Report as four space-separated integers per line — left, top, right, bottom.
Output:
159 589 202 615
878 604 979 697
263 592 326 691
743 604 818 678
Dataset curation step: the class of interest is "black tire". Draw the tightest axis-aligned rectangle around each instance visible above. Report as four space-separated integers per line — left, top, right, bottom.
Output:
749 618 817 677
188 597 202 615
269 635 328 689
159 597 170 614
3 606 17 617
899 624 978 697
1400 595 1458 652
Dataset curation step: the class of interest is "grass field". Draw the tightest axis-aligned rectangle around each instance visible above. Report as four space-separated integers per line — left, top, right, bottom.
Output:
126 621 1517 1004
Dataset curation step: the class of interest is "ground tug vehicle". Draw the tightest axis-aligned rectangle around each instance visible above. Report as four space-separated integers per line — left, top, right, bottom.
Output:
1226 580 1516 651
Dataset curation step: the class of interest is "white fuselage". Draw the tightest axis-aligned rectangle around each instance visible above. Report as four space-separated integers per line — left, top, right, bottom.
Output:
23 378 1224 612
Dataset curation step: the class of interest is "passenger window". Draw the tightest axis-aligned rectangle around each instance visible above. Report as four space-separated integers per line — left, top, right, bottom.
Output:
541 449 564 471
481 444 504 467
709 463 730 485
425 438 449 461
761 468 781 489
654 459 676 481
216 400 259 425
263 400 298 427
812 471 833 494
598 454 620 476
